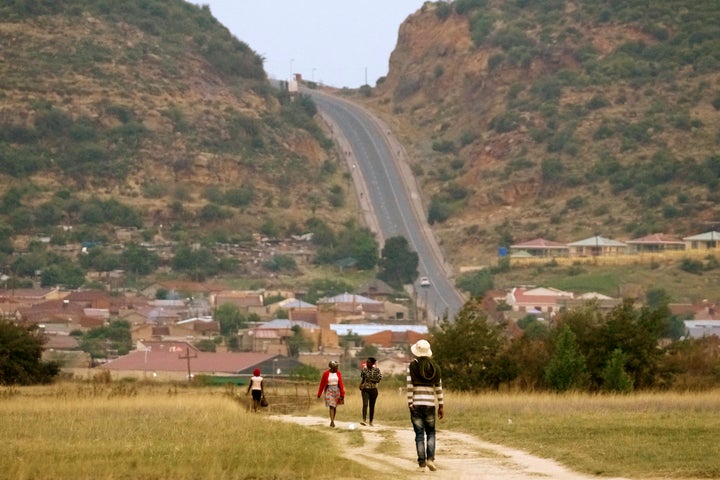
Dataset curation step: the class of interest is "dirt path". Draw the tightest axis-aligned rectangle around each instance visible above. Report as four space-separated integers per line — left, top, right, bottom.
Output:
270 414 628 480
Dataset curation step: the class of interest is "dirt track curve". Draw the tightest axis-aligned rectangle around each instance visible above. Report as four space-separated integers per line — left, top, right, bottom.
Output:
271 414 629 480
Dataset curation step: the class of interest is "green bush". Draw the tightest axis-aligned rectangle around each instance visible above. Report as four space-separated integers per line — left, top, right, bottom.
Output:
504 157 534 175
432 139 456 153
490 26 534 51
455 0 488 15
444 182 469 200
198 203 232 222
224 186 255 207
262 254 297 272
436 2 452 20
487 53 504 71
470 12 495 46
541 157 564 183
0 144 49 176
490 110 521 133
531 76 563 101
428 198 451 224
680 258 704 275
601 349 634 393
586 94 610 110
456 269 494 297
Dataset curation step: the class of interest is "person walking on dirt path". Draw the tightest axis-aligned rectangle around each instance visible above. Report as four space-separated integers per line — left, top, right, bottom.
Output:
359 357 382 426
247 368 264 413
407 339 444 473
317 360 345 427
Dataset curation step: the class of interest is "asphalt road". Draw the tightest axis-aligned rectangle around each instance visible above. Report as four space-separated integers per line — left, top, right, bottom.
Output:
308 89 465 321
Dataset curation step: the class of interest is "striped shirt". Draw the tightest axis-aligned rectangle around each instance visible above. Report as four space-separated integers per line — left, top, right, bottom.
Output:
406 364 443 408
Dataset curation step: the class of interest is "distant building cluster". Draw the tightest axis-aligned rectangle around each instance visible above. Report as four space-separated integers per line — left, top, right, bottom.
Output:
508 231 719 259
2 278 425 382
5 270 720 383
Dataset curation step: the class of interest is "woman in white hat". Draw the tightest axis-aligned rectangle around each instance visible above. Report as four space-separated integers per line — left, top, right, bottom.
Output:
407 339 444 472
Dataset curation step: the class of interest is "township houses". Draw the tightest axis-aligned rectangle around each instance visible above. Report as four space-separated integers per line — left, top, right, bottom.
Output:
0 287 65 320
509 231 720 258
330 324 427 350
239 319 329 355
626 233 686 252
13 289 148 334
315 292 409 328
670 301 720 339
355 279 396 301
130 317 220 344
98 340 302 382
266 298 317 323
505 287 575 317
211 290 265 316
502 287 621 322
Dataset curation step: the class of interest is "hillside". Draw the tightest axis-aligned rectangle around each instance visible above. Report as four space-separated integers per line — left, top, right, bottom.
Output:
0 1 353 259
356 0 720 268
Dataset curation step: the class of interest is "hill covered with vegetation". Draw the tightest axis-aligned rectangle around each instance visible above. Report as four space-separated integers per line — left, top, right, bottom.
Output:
0 0 373 289
358 0 720 270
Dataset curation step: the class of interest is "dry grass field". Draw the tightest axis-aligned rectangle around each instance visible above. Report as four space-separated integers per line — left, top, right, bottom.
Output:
2 381 719 479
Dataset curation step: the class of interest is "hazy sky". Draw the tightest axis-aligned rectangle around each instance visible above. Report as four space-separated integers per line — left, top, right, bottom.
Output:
194 1 427 88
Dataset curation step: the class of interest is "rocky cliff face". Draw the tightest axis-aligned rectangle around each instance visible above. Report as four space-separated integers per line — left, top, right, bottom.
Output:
362 1 720 266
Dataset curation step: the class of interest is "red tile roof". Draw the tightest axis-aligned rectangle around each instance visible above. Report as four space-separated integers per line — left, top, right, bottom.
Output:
101 343 275 374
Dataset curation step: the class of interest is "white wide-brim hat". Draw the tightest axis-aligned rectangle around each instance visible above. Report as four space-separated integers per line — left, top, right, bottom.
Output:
411 339 432 357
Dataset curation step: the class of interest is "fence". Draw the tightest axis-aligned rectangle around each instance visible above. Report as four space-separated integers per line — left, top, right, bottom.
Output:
236 380 314 414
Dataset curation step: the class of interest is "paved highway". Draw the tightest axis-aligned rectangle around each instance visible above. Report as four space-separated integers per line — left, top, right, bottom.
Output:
308 89 465 321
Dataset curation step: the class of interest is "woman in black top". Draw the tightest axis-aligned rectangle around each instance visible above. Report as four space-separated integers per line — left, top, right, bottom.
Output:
359 357 382 426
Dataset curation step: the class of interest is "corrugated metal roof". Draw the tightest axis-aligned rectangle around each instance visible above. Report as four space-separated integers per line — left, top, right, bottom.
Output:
318 292 381 304
683 231 720 241
330 324 428 336
567 236 627 247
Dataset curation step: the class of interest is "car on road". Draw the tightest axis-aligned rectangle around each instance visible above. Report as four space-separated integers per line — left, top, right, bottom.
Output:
419 276 431 287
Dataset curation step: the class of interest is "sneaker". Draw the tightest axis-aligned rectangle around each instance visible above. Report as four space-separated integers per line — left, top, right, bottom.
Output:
426 460 437 471
360 421 366 426
330 421 335 427
369 422 374 427
415 465 426 473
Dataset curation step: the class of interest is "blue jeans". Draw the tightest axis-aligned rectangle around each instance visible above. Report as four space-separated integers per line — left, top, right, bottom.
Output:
410 405 436 466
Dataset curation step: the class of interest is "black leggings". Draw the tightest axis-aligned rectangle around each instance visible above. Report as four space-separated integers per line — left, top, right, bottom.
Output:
361 388 379 422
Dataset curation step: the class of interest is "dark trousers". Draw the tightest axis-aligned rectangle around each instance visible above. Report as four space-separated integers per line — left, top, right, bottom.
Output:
361 388 378 423
410 405 436 466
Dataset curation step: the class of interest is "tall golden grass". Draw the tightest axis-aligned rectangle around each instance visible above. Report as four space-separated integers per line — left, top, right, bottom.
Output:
3 381 720 479
360 387 720 479
1 382 372 480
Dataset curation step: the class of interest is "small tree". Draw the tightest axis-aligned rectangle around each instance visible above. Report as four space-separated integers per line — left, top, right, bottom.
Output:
601 348 634 393
214 303 249 336
544 325 588 392
432 298 510 390
287 325 312 358
455 269 494 297
0 321 60 385
377 236 418 289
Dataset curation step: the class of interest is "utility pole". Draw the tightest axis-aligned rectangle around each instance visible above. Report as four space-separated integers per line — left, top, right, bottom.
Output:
179 347 197 382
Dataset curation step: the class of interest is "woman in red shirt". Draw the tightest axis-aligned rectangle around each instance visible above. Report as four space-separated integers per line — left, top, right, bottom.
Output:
317 360 345 427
